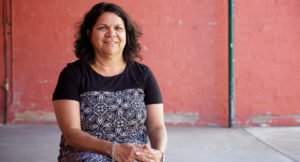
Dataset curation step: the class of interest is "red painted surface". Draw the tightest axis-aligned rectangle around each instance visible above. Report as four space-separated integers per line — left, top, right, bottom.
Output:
5 0 228 126
4 1 300 127
0 1 4 123
236 0 300 126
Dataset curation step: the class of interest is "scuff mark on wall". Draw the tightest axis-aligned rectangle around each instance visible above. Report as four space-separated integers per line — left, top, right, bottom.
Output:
14 111 56 122
164 112 200 126
250 114 300 126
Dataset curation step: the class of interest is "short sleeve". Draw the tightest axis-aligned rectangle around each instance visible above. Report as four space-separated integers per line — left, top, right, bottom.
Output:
144 69 163 105
52 64 81 101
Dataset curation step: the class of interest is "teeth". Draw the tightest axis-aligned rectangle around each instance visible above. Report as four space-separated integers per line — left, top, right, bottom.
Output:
105 41 117 44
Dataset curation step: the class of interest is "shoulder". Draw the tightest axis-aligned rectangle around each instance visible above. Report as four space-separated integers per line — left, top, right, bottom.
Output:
57 60 89 82
129 61 151 74
127 61 156 84
61 60 87 76
64 60 84 71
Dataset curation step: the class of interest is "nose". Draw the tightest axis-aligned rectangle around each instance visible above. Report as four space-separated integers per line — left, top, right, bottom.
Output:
105 27 116 37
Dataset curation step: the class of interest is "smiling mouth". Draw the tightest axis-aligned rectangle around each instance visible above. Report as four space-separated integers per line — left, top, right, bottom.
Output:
104 41 118 44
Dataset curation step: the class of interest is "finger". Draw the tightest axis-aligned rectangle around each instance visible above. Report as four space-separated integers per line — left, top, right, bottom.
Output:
135 151 142 156
136 152 153 159
135 151 155 161
145 145 156 154
142 144 152 154
135 154 154 162
133 144 146 153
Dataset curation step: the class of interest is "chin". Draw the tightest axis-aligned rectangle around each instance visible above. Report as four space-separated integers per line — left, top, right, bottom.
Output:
105 51 122 56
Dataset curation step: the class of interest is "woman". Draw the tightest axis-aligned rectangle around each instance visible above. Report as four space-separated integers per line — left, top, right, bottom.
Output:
52 2 167 162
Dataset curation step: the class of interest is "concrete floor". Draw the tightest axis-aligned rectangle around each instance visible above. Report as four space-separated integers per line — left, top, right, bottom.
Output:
0 125 299 162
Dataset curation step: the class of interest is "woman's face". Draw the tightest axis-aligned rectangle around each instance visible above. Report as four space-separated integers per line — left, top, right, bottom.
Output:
90 12 126 58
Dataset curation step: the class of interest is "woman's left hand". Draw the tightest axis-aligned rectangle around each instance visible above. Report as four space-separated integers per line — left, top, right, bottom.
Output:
134 145 163 162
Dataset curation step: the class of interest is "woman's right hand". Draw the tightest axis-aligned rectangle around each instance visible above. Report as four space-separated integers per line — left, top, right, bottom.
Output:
113 143 153 162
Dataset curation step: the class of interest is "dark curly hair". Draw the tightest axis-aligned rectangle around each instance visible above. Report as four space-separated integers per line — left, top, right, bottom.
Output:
74 2 142 64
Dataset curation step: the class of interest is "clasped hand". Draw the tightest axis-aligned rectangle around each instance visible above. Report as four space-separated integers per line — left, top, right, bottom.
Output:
114 143 162 162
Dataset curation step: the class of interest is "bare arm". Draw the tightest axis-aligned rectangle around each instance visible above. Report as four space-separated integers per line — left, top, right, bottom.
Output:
145 104 168 161
53 100 112 155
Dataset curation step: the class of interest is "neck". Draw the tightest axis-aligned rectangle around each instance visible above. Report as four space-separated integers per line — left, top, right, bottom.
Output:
91 56 126 77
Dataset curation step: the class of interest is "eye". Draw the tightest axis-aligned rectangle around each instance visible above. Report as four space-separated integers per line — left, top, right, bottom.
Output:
115 26 124 31
97 26 107 31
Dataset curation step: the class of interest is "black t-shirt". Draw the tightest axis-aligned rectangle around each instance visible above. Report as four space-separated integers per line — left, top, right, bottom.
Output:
53 60 163 104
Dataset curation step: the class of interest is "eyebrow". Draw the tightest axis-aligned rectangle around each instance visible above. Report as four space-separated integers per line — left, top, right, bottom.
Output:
96 24 124 27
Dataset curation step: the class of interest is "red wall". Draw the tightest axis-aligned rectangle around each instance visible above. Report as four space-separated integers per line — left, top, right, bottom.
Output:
4 1 299 127
0 0 300 127
236 0 300 126
0 0 5 123
2 0 229 126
